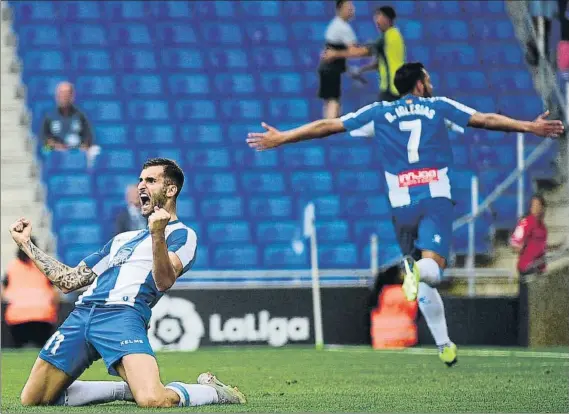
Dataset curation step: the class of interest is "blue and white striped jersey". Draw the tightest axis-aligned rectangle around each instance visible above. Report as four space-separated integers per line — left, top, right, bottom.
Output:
77 220 197 323
341 95 476 208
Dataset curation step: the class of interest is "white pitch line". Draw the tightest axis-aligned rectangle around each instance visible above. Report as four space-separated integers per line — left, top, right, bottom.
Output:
326 346 569 359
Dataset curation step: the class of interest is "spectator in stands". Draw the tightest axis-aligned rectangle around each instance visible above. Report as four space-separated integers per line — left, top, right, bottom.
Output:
322 5 405 102
114 184 147 235
41 82 100 166
1 237 59 348
510 194 549 275
318 0 357 119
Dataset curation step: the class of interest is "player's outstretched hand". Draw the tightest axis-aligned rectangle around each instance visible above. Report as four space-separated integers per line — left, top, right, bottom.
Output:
148 207 171 235
247 122 285 151
9 217 32 247
531 111 565 138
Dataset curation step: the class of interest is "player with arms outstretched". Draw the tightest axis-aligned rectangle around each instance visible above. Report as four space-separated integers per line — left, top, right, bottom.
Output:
247 62 564 365
9 158 246 408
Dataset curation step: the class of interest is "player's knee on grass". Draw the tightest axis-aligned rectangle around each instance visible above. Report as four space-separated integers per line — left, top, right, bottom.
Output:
21 358 72 406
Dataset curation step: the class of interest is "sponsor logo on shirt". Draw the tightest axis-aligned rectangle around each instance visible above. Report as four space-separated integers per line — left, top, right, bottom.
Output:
398 168 439 188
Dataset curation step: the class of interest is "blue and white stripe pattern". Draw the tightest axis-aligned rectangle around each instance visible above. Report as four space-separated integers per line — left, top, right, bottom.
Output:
77 220 197 322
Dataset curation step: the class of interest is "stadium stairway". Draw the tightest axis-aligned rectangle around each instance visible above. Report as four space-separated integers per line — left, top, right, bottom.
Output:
0 2 54 272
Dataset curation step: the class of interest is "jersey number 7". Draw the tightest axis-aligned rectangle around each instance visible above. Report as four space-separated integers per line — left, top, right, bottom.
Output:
399 119 422 164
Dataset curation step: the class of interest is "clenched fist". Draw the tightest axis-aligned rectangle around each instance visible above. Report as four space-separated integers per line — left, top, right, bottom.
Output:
148 207 171 235
9 217 32 247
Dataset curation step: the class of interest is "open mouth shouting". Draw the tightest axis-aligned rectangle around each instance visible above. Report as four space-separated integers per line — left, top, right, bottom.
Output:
140 193 151 212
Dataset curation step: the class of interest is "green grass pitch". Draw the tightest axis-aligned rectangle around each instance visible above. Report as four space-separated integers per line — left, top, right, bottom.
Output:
2 347 568 413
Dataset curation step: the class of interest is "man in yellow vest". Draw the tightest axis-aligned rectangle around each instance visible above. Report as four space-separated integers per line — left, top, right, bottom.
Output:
2 237 59 348
322 5 406 102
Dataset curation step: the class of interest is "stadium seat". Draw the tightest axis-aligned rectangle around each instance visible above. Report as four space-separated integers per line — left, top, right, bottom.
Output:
95 149 136 172
71 50 112 72
282 146 325 169
296 195 341 218
76 76 117 97
161 49 204 70
180 124 223 144
194 173 236 193
249 197 292 218
42 150 88 173
56 2 102 22
257 222 299 243
212 245 258 269
341 196 391 218
336 171 382 193
121 74 162 96
200 197 243 219
134 125 175 145
208 222 251 244
241 172 285 193
53 198 98 223
22 50 64 73
319 244 358 268
234 149 278 169
186 149 231 170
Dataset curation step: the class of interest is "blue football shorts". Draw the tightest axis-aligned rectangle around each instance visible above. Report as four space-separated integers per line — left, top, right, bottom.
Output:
38 304 155 379
390 197 454 262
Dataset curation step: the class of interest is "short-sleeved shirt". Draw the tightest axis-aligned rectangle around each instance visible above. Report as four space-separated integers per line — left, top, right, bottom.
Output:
341 95 476 208
367 27 405 96
41 105 93 148
319 16 357 74
77 220 197 323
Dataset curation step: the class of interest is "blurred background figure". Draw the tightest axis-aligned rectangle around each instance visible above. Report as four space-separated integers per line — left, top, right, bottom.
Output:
41 81 100 165
318 0 357 118
510 194 549 276
322 5 406 102
526 0 558 66
1 237 59 348
114 184 147 236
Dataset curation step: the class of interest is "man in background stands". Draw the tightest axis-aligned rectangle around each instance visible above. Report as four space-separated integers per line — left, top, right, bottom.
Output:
322 6 405 102
318 0 358 118
114 184 147 236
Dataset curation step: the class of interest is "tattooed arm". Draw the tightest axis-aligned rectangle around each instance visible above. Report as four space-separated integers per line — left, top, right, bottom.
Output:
10 218 97 293
22 240 97 293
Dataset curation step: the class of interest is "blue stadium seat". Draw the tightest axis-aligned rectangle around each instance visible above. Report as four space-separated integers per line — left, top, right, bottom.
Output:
253 48 294 69
150 1 192 20
98 197 125 225
212 245 258 269
470 20 514 41
76 76 117 97
102 2 149 20
296 196 341 218
95 149 136 172
227 123 258 144
282 2 326 18
249 197 291 218
63 244 101 266
175 100 216 120
427 20 468 41
241 173 285 193
109 24 152 46
316 220 349 242
462 1 505 16
481 44 523 67
234 149 278 169
128 100 169 121
190 246 209 270
96 174 137 196
155 24 197 45
42 150 88 173
26 75 67 97
200 197 243 218
354 219 398 243
291 172 332 193
134 125 175 145
221 100 262 120
263 244 308 269
329 146 372 167
214 74 254 94
82 100 122 122
257 222 299 243
53 198 98 223
17 25 60 47
180 124 223 144
56 1 102 21
64 24 107 46
282 146 325 168
341 196 391 218
490 70 533 91
419 1 460 16
291 22 327 42
175 198 196 221
59 223 103 247
114 49 157 71
169 74 210 95
337 171 382 193
445 71 488 90
432 44 475 67
260 73 302 94
491 194 519 230
186 149 231 169
121 74 162 96
245 23 287 44
208 49 248 69
452 145 471 167
208 222 251 243
194 173 236 193
12 2 57 22
48 175 92 198
472 145 515 169
269 99 308 119
240 1 280 17
161 49 203 70
22 51 64 73
71 50 112 72
200 23 242 44
318 244 357 268
94 124 128 146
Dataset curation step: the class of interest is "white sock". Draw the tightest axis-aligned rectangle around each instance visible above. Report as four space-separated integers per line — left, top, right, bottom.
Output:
416 258 442 285
418 282 451 347
56 381 131 406
165 382 219 407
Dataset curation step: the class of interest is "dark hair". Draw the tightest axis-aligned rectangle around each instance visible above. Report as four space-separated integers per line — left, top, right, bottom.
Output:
394 62 426 96
376 6 396 20
142 158 184 198
17 236 37 263
336 0 349 10
531 194 547 209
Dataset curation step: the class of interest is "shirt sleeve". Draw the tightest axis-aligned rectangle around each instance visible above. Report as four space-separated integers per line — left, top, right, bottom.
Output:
340 102 382 138
510 218 530 249
79 112 94 147
167 228 198 273
82 238 114 275
436 97 477 129
41 116 52 144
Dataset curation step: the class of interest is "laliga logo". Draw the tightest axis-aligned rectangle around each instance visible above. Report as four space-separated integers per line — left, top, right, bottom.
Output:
210 311 310 347
148 296 204 351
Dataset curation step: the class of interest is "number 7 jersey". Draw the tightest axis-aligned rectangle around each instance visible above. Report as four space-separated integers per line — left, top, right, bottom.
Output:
340 95 476 208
